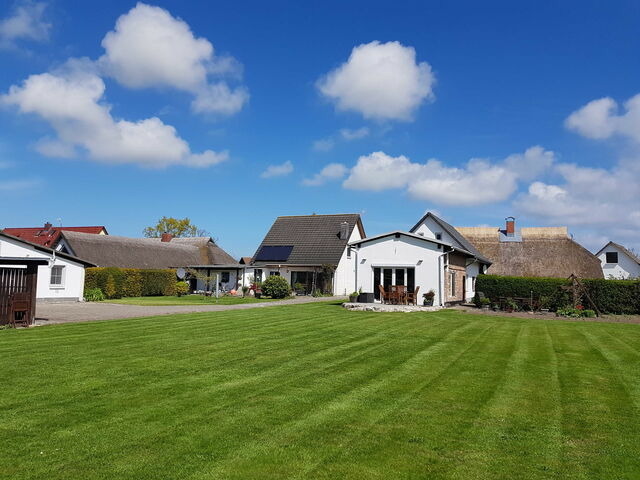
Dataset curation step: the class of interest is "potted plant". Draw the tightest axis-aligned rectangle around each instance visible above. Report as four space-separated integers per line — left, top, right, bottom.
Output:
423 290 435 306
480 297 491 310
349 291 359 303
294 282 306 296
504 298 518 313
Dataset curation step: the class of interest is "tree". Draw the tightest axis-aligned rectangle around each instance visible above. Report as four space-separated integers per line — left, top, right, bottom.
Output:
143 217 209 238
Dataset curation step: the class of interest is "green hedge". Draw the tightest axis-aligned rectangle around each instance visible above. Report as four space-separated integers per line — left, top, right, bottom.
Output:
85 267 177 299
476 275 640 314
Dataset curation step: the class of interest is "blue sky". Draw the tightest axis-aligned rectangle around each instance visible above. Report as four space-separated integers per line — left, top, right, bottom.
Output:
1 0 639 258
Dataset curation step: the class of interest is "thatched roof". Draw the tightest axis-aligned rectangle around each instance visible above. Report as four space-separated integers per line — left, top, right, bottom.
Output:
61 232 236 269
455 226 604 278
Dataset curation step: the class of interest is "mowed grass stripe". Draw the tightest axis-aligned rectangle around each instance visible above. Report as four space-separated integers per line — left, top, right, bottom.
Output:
192 320 494 479
551 323 640 480
1 307 640 480
59 317 475 480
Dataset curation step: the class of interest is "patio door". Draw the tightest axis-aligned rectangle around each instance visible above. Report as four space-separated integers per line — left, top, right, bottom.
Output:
373 267 416 301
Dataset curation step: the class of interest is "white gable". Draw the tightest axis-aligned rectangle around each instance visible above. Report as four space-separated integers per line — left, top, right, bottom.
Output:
597 243 640 279
411 216 461 249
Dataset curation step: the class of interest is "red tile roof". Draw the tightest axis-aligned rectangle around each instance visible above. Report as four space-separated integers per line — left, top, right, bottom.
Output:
2 224 107 248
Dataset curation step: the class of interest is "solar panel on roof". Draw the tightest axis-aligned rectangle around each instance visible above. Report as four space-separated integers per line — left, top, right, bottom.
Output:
255 245 293 262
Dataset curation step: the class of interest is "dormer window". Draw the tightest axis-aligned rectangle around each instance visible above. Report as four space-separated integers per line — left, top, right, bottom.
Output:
606 252 618 264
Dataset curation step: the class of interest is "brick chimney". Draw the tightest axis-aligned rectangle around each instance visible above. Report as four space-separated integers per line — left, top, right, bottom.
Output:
44 221 52 230
161 232 173 242
505 217 515 236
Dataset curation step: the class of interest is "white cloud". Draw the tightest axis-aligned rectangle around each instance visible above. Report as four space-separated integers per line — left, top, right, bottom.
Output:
260 160 293 178
0 1 50 47
565 94 640 143
343 147 555 206
340 127 369 140
312 138 335 152
503 145 556 181
343 151 421 191
312 126 369 152
317 41 435 121
0 178 41 191
99 2 248 115
1 62 227 168
302 163 348 186
407 159 518 206
516 159 640 230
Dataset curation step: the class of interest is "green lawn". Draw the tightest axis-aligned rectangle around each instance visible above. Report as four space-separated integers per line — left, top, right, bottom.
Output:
1 304 640 479
101 295 287 306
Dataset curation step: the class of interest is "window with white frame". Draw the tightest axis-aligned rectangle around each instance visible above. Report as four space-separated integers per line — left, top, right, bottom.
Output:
435 232 443 240
50 265 65 286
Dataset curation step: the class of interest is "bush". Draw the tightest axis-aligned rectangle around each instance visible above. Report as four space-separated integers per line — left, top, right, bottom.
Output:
85 267 177 298
261 275 291 299
84 288 105 302
176 281 189 297
477 275 640 314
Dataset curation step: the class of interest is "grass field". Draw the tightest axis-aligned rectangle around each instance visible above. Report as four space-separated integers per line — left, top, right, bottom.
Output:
1 303 640 479
101 295 286 306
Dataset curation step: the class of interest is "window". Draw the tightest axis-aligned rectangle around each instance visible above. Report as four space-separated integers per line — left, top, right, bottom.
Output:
347 247 352 259
606 252 618 264
269 271 280 276
450 271 456 296
220 272 230 283
50 265 64 286
254 269 263 282
435 232 443 240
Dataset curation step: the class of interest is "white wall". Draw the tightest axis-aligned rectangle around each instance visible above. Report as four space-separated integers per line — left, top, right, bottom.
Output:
412 216 459 246
0 236 86 301
465 261 481 302
597 245 640 279
352 234 445 305
334 225 363 295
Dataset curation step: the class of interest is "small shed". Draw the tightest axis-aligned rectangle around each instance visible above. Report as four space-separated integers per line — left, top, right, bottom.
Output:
0 257 48 325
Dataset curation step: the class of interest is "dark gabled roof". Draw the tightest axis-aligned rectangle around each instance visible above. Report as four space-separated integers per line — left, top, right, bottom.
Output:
409 212 492 264
251 214 365 266
0 231 96 267
239 256 253 265
350 230 491 264
60 232 236 269
596 241 640 265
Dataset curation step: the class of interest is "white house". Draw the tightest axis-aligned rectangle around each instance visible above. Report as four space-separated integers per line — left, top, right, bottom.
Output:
250 214 365 295
595 242 640 279
349 212 491 305
0 230 94 302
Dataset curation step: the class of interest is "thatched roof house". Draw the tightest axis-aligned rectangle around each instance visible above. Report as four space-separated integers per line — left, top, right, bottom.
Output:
456 218 603 279
59 231 236 269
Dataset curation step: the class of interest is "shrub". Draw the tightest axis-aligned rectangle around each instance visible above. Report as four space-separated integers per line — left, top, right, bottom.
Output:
477 275 640 314
84 288 105 302
104 275 117 299
261 275 291 299
85 267 177 298
175 281 189 297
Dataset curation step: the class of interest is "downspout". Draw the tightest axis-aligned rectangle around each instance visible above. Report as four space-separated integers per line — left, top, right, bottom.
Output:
354 246 358 293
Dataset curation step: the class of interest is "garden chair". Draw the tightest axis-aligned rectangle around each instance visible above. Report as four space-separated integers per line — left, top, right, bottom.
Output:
9 292 30 328
378 285 389 304
406 286 420 305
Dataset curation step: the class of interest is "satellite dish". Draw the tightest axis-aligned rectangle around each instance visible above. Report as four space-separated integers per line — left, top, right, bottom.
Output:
176 268 186 279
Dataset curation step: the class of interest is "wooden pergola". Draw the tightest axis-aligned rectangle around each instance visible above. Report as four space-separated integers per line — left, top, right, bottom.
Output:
0 257 48 326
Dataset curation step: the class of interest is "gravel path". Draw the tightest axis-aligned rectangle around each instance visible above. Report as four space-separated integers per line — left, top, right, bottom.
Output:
35 296 346 325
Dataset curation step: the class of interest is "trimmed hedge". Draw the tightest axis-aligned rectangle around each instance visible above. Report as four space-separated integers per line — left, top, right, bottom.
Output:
85 267 177 299
476 275 640 314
